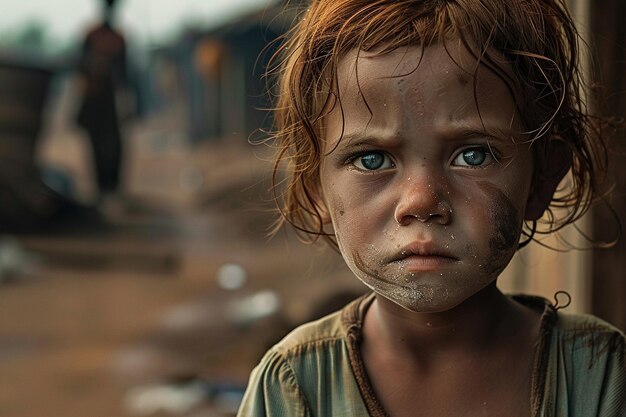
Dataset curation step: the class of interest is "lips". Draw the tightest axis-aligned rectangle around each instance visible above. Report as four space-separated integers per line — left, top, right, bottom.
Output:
394 241 456 260
389 241 459 269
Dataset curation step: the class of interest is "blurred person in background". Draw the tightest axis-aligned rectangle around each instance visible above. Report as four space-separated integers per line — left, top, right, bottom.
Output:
76 0 134 210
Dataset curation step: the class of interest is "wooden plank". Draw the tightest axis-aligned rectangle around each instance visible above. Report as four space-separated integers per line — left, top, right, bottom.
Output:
590 0 626 330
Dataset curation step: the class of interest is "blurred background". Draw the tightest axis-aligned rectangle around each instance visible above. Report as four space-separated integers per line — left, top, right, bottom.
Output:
0 1 623 416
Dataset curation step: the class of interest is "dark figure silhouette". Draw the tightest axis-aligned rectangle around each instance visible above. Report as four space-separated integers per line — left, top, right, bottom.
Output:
76 0 131 201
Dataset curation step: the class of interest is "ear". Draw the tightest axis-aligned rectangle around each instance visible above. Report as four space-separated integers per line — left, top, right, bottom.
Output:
525 137 572 220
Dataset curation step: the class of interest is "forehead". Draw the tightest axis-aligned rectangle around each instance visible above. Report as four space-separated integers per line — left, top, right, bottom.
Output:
337 42 474 88
328 43 522 142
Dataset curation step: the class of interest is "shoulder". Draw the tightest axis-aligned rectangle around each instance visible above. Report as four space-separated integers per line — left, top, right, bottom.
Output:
550 310 625 377
242 311 347 403
237 294 372 417
237 346 311 417
252 299 355 379
513 294 625 356
268 292 372 357
545 310 626 416
272 309 346 355
556 307 621 332
554 310 626 354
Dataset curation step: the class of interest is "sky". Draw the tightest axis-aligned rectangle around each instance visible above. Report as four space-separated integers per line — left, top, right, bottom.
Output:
0 0 276 47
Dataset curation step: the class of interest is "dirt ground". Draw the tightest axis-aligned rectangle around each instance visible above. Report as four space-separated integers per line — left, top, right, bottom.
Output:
0 110 364 417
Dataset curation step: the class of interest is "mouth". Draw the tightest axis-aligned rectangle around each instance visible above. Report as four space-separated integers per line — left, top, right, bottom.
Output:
389 241 459 272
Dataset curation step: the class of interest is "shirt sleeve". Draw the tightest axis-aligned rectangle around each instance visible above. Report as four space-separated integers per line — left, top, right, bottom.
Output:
551 315 626 417
594 331 626 416
237 349 311 417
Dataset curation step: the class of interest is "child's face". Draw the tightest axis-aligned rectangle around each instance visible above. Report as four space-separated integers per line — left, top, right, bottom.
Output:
318 44 537 313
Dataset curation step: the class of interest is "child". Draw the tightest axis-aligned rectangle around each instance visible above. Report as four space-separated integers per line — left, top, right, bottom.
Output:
238 0 626 416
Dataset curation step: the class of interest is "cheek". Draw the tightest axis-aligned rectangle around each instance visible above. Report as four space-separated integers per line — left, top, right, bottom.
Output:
327 178 389 238
488 192 521 253
473 182 523 273
331 196 346 218
325 188 354 248
326 182 396 278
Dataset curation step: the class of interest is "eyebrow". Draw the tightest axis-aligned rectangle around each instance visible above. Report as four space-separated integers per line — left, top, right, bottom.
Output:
338 132 403 148
447 128 514 143
439 117 519 138
337 122 517 148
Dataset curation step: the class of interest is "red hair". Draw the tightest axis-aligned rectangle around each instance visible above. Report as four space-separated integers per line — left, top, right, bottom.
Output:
265 0 609 248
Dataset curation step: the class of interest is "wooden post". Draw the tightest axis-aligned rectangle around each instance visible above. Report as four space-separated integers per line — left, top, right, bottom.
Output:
590 0 626 330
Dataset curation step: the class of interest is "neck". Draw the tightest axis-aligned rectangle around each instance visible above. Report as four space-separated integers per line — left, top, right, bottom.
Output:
363 284 529 363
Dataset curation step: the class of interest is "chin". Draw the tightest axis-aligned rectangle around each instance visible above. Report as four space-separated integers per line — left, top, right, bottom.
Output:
363 278 469 313
384 291 466 314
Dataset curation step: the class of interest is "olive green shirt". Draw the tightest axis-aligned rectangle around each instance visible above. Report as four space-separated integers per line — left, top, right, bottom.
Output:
238 293 626 417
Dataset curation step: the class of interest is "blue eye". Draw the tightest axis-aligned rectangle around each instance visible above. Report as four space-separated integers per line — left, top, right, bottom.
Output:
452 147 493 167
353 152 394 171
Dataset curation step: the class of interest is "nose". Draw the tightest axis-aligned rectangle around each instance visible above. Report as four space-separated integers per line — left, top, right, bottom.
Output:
394 178 452 226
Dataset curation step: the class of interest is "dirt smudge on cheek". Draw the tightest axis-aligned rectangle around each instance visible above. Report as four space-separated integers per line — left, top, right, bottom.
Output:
477 182 522 275
352 250 381 280
489 198 519 253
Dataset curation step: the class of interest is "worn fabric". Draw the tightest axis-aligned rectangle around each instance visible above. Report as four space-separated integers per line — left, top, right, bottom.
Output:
237 293 626 417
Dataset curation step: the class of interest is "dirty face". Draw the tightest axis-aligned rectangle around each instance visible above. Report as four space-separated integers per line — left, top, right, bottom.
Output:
318 43 536 313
